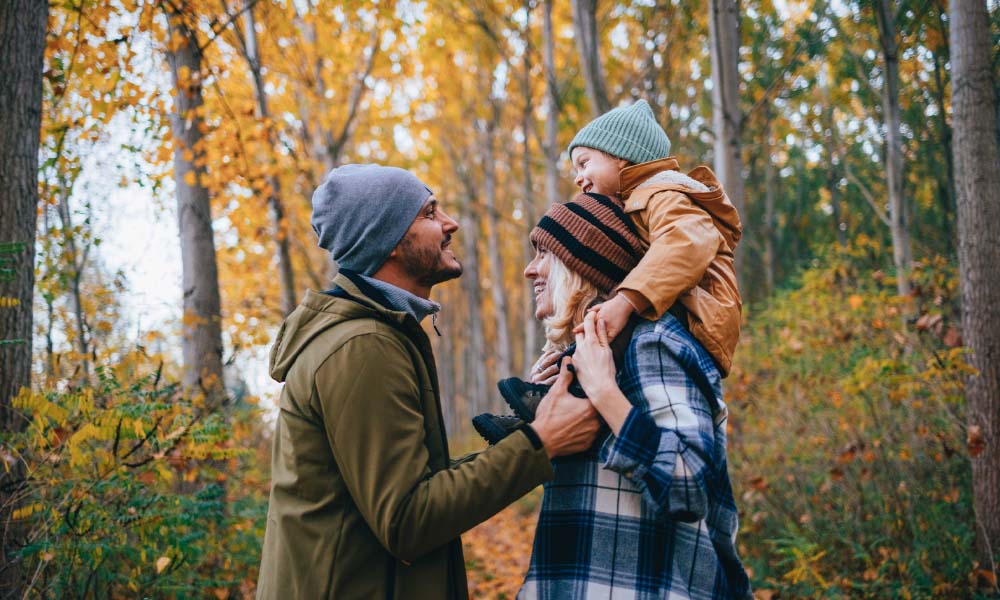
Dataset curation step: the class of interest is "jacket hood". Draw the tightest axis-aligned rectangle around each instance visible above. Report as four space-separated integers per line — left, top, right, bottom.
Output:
268 273 409 382
619 157 742 250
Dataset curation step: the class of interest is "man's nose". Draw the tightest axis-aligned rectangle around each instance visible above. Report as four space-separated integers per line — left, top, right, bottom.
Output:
441 209 459 232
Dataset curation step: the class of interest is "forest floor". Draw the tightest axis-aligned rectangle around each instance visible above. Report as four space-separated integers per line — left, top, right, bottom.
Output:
462 487 542 599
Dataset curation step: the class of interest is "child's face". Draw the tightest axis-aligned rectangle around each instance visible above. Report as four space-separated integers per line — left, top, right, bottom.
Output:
571 147 628 197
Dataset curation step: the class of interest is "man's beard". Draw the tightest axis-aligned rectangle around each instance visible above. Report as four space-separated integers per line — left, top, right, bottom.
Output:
397 233 463 287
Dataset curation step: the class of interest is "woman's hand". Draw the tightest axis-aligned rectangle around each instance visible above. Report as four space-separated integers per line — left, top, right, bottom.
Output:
573 312 632 435
529 347 562 384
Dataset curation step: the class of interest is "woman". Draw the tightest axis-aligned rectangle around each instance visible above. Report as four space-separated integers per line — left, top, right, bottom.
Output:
519 193 752 599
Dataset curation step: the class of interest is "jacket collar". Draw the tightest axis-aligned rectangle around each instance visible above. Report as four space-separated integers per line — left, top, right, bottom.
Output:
324 270 411 327
618 157 680 201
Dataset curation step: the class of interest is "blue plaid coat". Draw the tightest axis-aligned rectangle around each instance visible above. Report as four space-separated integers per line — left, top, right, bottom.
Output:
519 313 752 599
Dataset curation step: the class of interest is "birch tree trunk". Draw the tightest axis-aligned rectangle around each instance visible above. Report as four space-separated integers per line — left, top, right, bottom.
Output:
873 0 913 297
709 0 746 283
482 104 513 384
520 3 544 375
542 0 561 207
0 1 47 594
950 0 1000 582
164 7 226 401
55 190 91 382
459 208 490 416
570 0 611 118
241 3 297 316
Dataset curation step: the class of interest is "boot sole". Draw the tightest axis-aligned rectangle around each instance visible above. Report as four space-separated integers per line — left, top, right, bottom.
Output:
472 413 519 445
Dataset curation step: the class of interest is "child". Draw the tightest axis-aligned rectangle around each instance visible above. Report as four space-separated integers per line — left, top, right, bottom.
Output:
565 98 742 377
474 100 743 444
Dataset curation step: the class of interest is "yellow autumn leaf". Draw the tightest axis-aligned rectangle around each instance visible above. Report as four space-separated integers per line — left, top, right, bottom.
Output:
155 556 171 574
183 171 196 186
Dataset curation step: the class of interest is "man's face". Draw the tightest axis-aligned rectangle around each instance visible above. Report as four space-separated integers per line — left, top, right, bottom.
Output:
571 146 628 196
395 196 462 287
523 246 554 320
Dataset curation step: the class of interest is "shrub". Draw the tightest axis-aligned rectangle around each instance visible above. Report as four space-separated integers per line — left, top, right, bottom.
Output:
3 366 268 598
728 247 985 598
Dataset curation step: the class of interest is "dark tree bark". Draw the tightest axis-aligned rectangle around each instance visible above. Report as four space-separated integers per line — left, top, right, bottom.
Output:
163 5 226 401
0 0 46 427
950 0 1000 583
0 1 48 595
570 0 611 118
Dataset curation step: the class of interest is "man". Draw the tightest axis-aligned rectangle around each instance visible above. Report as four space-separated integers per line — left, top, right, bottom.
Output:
256 164 601 599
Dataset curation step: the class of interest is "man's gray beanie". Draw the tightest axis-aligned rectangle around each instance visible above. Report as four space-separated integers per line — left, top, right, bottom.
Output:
311 163 432 276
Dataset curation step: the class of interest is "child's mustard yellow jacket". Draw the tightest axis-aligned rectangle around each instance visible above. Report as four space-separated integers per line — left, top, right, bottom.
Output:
616 157 743 377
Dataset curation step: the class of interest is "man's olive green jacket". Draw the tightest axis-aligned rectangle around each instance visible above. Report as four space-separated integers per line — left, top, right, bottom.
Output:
256 273 553 599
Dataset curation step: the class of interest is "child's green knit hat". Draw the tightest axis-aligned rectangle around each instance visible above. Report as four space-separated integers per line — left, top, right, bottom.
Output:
567 99 671 165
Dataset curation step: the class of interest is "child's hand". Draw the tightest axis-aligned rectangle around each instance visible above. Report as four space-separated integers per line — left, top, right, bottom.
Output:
574 293 634 341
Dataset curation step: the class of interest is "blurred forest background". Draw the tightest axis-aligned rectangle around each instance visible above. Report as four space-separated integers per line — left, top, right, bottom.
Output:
1 0 999 597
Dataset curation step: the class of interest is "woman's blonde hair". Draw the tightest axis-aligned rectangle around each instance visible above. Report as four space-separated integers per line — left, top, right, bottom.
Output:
542 253 611 351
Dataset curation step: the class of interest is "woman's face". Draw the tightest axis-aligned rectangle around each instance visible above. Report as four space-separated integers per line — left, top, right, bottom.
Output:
524 247 554 320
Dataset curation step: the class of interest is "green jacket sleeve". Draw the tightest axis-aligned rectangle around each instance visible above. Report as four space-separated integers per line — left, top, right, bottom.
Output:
317 331 554 562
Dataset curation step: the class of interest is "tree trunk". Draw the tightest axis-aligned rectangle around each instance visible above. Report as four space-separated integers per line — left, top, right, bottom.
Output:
55 190 91 383
459 209 490 417
520 4 544 376
950 0 1000 583
164 7 226 401
542 0 561 207
482 104 512 385
709 0 746 284
762 111 776 296
241 3 297 316
0 1 47 595
874 0 913 297
0 0 45 426
570 0 611 118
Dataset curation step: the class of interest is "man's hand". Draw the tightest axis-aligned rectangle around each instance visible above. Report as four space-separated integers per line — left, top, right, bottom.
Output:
529 347 562 384
530 357 601 458
573 293 634 341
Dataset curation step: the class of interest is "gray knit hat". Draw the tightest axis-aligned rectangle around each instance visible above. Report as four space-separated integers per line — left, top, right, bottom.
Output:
311 163 432 275
567 99 671 165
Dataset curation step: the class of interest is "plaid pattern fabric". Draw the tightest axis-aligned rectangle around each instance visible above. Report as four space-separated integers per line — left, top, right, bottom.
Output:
520 313 751 599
